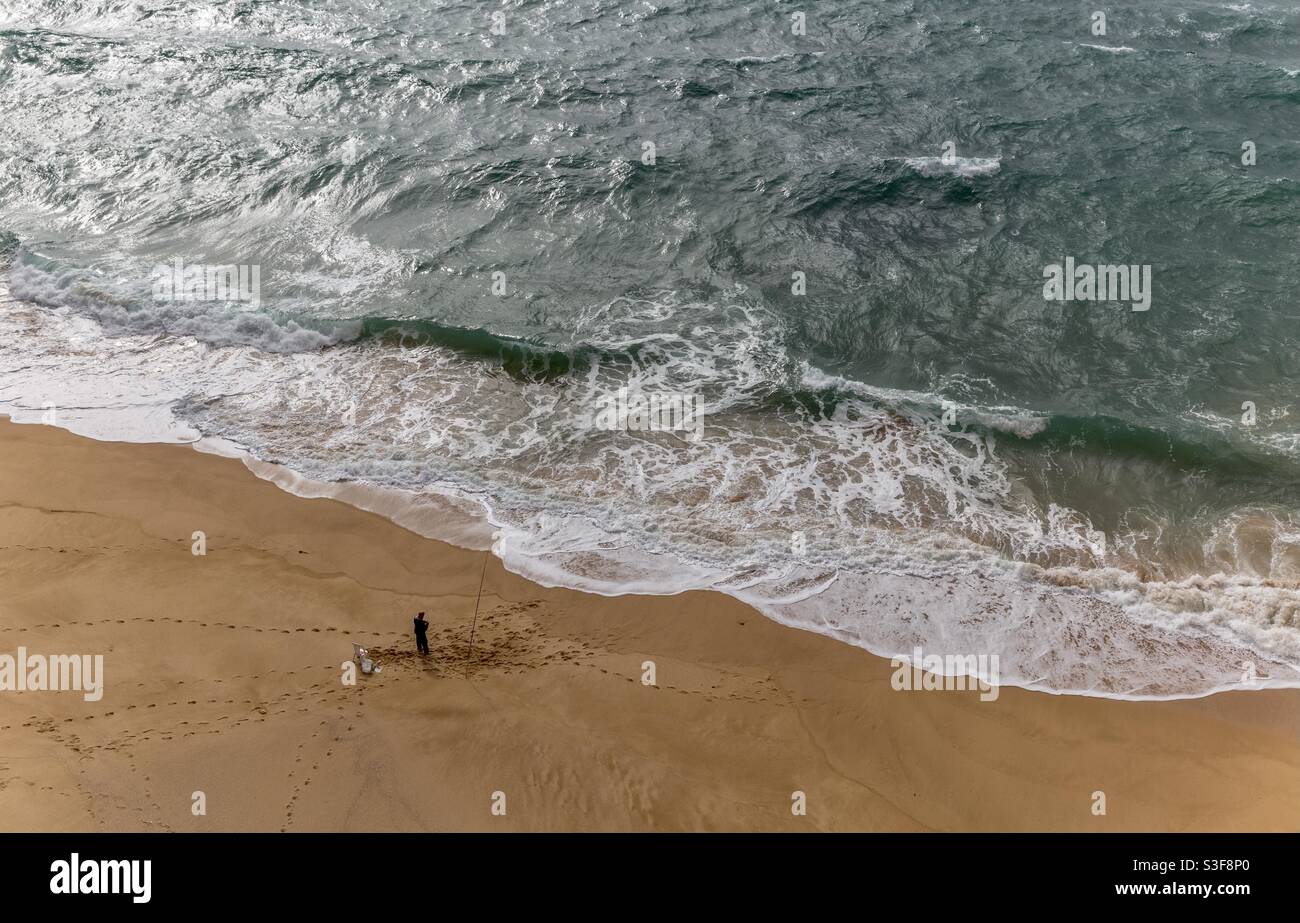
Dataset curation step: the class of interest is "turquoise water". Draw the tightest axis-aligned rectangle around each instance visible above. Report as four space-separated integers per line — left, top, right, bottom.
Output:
1 0 1299 696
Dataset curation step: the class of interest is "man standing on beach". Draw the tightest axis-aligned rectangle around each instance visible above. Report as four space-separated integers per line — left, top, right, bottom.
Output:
413 611 430 655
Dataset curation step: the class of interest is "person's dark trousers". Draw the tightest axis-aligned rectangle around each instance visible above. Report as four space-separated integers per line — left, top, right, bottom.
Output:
416 634 429 655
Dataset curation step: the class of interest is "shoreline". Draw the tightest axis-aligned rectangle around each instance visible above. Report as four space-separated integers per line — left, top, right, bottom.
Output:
9 382 1290 704
2 418 1300 831
201 432 1300 703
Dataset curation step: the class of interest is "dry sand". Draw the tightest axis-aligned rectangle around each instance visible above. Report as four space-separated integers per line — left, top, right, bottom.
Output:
0 418 1298 832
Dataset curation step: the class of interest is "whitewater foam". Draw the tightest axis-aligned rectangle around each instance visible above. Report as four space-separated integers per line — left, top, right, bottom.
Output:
1073 42 1138 54
10 261 360 354
902 156 1002 178
4 270 1299 699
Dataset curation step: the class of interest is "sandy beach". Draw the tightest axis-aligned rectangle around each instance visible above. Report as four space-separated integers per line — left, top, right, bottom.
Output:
1 417 1298 832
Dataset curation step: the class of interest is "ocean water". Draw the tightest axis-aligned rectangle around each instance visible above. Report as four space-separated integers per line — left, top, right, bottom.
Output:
2 0 1299 698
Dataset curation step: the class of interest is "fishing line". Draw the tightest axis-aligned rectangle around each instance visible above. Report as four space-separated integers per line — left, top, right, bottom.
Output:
465 550 490 678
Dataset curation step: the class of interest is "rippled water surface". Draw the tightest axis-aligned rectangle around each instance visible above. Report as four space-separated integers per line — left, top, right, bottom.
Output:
2 0 1300 696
